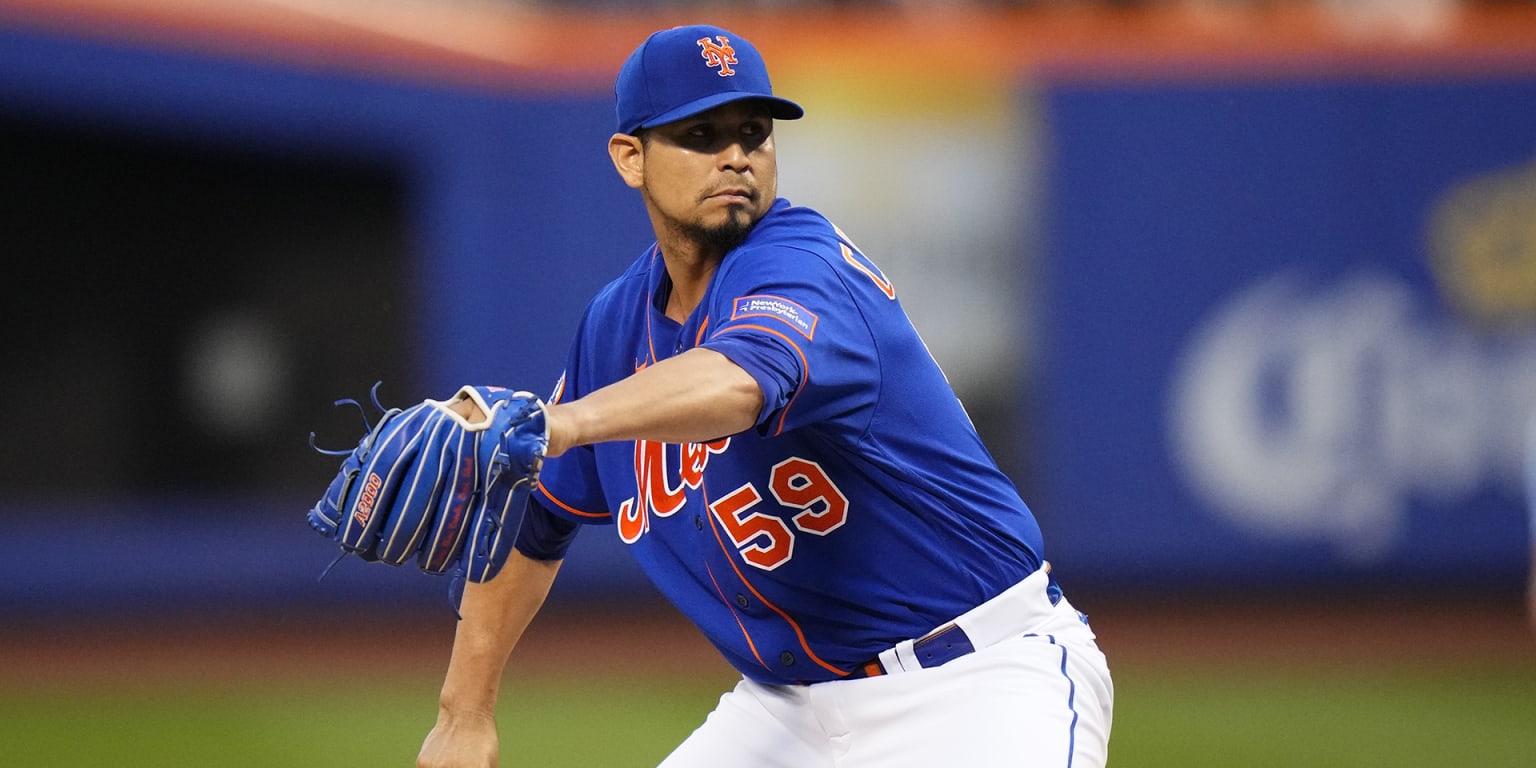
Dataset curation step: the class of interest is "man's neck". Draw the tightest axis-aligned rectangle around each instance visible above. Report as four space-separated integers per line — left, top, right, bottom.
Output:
659 242 723 323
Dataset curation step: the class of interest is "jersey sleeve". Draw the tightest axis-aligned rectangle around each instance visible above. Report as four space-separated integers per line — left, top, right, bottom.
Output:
701 240 881 439
513 494 582 561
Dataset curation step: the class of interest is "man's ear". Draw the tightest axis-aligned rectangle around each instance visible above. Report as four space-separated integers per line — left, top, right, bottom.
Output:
608 133 645 189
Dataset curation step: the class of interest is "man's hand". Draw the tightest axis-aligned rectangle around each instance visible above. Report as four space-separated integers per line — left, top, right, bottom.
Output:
449 388 571 459
450 396 486 422
418 708 499 768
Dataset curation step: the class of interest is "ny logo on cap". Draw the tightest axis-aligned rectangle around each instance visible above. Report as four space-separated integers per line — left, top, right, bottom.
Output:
696 36 737 77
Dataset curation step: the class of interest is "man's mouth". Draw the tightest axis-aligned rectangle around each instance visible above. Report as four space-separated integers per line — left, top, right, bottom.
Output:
707 188 755 204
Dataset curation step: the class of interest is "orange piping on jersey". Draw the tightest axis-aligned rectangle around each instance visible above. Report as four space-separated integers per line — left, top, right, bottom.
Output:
702 485 845 678
548 371 567 405
536 481 610 520
840 243 896 300
642 244 661 366
713 324 810 438
705 562 769 672
694 316 710 348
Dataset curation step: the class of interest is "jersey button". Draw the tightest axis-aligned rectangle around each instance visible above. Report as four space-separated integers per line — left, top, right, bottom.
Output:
694 515 703 531
735 593 749 609
779 651 796 667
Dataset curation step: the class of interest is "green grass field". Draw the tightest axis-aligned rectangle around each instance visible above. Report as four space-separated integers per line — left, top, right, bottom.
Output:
4 661 1534 767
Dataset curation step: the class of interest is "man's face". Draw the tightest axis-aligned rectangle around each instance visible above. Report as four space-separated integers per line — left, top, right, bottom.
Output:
637 100 778 252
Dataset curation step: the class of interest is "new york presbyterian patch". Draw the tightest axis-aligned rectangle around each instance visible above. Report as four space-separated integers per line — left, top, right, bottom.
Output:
730 294 818 340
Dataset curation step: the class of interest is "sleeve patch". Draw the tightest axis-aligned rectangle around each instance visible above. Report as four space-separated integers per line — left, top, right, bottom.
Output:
730 294 818 340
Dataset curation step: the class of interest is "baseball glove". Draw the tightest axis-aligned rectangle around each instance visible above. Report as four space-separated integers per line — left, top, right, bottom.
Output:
307 384 548 598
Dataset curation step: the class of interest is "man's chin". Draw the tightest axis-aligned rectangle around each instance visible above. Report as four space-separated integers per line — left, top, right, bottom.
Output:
697 210 756 252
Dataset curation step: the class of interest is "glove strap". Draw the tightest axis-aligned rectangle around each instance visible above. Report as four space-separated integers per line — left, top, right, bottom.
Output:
425 385 501 431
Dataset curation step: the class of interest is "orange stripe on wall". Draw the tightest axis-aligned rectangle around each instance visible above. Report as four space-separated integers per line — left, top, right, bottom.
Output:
1 0 1534 90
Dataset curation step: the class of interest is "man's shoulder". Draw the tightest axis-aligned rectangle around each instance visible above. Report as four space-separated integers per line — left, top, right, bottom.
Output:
751 198 837 243
733 199 840 266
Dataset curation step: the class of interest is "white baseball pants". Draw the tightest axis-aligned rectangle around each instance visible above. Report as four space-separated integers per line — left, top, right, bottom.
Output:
657 568 1114 768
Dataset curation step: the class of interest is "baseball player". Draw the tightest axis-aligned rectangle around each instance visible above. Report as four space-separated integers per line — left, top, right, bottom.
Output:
412 24 1114 768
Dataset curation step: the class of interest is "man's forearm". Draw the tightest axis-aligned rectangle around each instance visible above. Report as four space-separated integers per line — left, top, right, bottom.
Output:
438 551 562 715
546 347 762 457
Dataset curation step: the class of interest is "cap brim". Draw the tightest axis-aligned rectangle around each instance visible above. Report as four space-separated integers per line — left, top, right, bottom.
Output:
637 92 804 132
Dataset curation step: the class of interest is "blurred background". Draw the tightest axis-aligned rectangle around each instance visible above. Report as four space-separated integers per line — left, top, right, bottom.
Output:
2 1 1535 766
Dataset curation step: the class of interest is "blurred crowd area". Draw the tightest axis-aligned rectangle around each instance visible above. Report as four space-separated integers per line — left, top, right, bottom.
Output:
457 0 1536 8
386 0 1536 45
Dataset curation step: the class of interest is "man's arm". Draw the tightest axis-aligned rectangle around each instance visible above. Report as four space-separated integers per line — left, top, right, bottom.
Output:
546 346 762 456
451 348 762 459
418 550 562 768
418 347 759 766
448 346 757 459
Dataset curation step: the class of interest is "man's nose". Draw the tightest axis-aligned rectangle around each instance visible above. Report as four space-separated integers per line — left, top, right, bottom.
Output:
718 140 751 172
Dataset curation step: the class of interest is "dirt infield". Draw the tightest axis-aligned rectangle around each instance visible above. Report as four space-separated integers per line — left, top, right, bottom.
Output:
4 589 1532 689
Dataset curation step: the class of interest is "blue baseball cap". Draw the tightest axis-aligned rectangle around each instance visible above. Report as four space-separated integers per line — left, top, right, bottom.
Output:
615 25 804 135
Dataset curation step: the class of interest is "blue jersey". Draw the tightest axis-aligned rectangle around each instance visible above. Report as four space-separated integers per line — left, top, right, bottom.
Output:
534 199 1044 684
